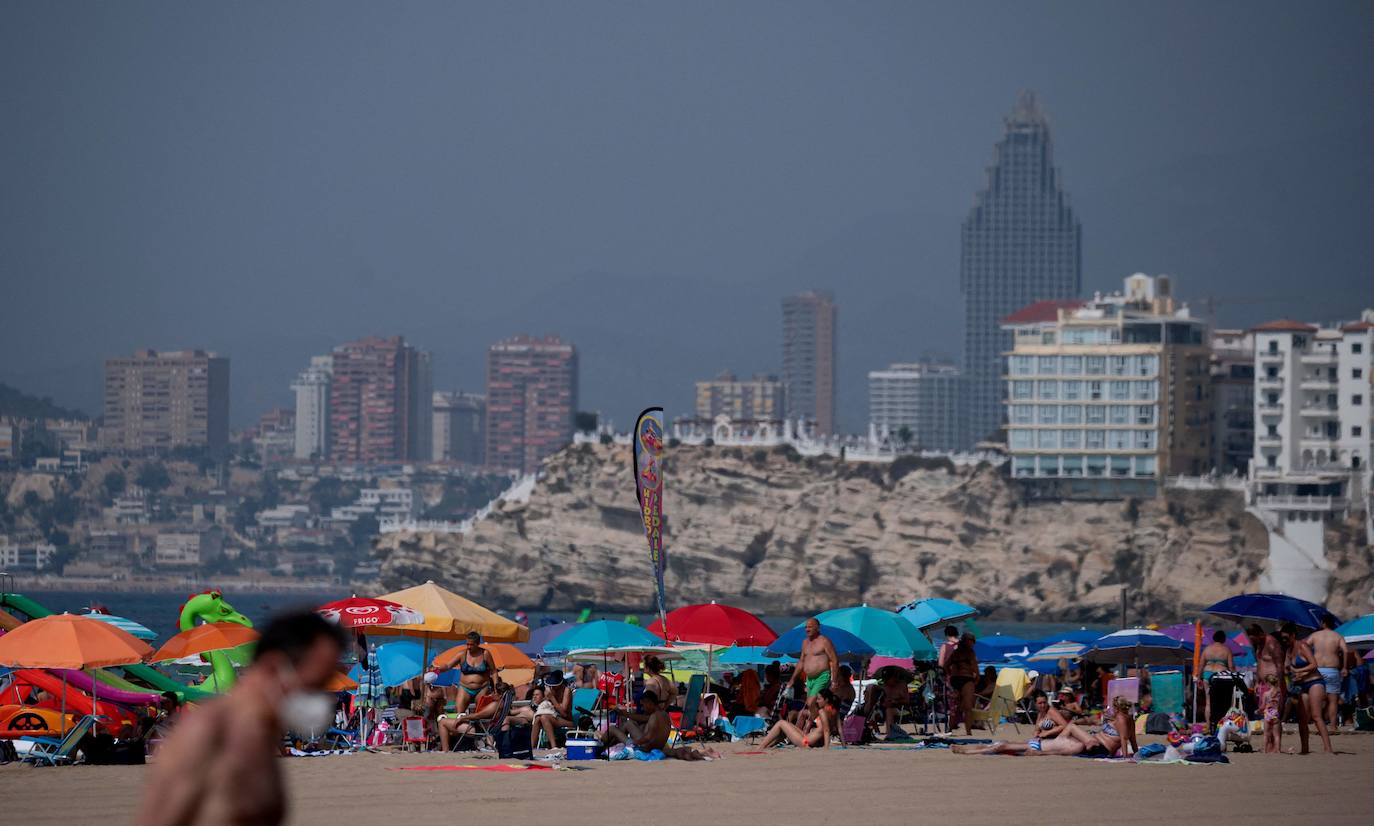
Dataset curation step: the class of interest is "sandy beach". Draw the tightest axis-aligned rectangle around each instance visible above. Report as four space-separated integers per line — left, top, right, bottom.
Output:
4 727 1373 825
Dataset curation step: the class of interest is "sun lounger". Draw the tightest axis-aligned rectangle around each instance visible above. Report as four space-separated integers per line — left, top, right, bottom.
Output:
22 715 96 766
667 674 706 744
970 668 1031 733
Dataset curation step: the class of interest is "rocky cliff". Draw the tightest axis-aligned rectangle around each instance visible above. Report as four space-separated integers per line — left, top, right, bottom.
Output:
372 443 1374 622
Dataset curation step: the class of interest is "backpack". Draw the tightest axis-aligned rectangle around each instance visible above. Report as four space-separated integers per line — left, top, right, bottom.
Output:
841 714 868 745
496 724 533 760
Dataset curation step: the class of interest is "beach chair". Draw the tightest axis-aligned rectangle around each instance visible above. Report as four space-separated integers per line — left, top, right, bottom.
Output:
459 690 514 753
970 668 1031 734
668 675 706 744
22 715 96 766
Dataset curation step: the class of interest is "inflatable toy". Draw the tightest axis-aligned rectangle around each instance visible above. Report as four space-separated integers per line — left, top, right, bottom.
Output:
0 704 78 738
178 590 253 690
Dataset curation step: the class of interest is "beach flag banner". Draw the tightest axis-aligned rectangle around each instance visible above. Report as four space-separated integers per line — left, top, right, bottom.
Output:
633 407 668 628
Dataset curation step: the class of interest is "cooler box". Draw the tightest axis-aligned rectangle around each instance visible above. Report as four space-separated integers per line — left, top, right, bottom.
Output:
565 737 601 761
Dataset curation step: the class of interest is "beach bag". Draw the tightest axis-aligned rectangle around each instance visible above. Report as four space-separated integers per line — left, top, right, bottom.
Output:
841 714 868 745
1144 712 1172 735
496 724 533 760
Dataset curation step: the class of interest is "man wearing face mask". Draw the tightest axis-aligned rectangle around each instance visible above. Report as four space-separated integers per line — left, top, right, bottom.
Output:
136 610 346 826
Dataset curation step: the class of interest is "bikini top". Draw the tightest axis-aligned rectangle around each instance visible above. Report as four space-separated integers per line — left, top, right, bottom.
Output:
460 654 490 675
1101 718 1120 738
1293 656 1309 669
1039 717 1056 731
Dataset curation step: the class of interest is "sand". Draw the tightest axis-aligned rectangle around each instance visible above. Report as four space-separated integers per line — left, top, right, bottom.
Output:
3 727 1373 825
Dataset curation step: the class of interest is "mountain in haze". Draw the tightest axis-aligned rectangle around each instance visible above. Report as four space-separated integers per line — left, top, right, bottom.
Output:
0 382 88 421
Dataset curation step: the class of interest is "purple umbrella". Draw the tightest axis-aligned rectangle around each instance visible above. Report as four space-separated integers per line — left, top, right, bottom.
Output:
1157 623 1247 656
516 622 572 657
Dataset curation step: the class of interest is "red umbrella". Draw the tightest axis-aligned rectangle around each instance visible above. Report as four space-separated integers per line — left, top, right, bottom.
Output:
317 597 425 629
649 602 777 647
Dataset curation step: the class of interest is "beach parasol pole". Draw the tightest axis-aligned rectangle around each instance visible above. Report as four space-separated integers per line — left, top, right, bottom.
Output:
60 671 68 737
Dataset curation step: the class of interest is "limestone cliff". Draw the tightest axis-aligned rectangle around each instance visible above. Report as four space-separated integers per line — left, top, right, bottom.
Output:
372 443 1374 622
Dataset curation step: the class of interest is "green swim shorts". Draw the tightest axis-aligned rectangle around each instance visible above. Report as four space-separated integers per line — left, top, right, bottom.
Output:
805 670 831 697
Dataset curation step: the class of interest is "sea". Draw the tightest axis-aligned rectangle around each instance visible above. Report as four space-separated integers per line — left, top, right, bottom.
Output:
19 589 1111 645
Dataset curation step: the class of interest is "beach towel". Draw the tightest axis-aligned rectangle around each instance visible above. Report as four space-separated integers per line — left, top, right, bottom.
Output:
391 764 555 772
1151 671 1184 715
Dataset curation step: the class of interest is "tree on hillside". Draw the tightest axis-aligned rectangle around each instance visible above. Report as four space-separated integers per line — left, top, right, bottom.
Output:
136 461 171 492
575 411 598 433
896 425 913 446
102 470 127 502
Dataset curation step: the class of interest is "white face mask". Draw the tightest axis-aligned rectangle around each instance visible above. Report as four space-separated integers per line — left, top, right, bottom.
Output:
276 662 337 735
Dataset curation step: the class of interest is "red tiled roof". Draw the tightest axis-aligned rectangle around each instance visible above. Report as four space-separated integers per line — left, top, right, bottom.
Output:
1340 321 1374 332
1251 319 1318 333
1001 299 1085 326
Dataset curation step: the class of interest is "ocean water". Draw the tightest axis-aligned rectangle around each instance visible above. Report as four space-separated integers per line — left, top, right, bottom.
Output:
14 589 1110 644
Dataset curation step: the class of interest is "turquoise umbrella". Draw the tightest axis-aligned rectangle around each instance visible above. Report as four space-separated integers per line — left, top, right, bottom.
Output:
1336 614 1374 650
895 597 978 631
82 612 157 641
717 646 797 666
814 605 937 660
541 620 663 654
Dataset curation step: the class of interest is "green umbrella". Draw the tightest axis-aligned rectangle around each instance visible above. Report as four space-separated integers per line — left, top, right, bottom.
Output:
813 605 937 660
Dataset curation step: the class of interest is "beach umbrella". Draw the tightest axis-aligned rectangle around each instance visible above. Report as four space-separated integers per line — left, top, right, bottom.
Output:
1204 593 1337 632
151 622 260 693
373 640 427 687
975 634 1032 662
516 622 573 657
82 612 158 641
1025 640 1087 663
370 581 529 642
325 671 358 691
432 641 535 687
814 605 937 660
0 614 153 736
540 620 664 655
1156 623 1248 655
1336 614 1374 650
765 623 875 660
895 597 978 631
1033 629 1103 646
648 602 777 647
317 596 425 630
717 646 797 666
1083 628 1192 665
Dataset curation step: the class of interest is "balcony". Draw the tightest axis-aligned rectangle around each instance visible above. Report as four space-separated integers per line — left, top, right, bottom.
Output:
1256 434 1282 449
1255 494 1348 511
1299 405 1339 418
1299 378 1337 391
1257 402 1284 419
1300 350 1339 365
1256 376 1284 388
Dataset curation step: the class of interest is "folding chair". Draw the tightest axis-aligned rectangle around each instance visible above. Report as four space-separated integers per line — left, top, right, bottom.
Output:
668 675 705 744
401 716 428 751
22 715 97 766
970 668 1031 734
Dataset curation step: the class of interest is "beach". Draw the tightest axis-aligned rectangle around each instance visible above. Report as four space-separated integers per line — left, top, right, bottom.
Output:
4 727 1373 825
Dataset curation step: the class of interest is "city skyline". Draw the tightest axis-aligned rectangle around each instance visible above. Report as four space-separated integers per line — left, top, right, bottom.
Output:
3 3 1371 431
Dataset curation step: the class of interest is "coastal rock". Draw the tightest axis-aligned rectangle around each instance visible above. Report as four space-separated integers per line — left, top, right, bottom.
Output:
372 444 1374 622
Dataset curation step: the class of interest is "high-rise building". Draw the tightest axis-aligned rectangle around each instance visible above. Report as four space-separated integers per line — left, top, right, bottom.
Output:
695 371 786 421
961 91 1082 447
291 355 332 460
485 335 578 473
433 391 487 465
102 349 229 454
1210 329 1255 475
326 336 431 463
782 291 837 434
1002 274 1210 498
867 362 963 451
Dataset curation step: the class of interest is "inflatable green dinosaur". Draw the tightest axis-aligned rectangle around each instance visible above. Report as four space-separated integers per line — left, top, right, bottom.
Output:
178 590 253 690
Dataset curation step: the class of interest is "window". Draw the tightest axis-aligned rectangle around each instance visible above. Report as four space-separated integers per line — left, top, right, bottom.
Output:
1110 405 1131 425
1086 455 1107 477
1135 430 1156 450
1062 356 1082 375
1355 395 1365 407
1354 342 1363 354
1062 455 1083 476
1355 426 1364 438
1354 368 1363 380
1266 366 1278 379
1038 356 1058 375
1108 431 1131 450
1086 406 1106 424
1011 381 1033 400
1061 429 1082 449
1038 456 1059 477
1267 340 1278 354
1110 381 1131 400
1135 405 1155 425
1037 430 1059 449
1088 381 1104 401
1061 405 1082 424
1011 404 1033 424
1086 356 1106 375
1063 380 1082 400
1136 355 1158 376
1039 380 1059 400
1013 456 1035 477
1086 430 1105 449
1111 456 1131 477
1041 331 1056 345
1135 456 1156 477
1039 406 1059 424
1110 356 1129 376
1009 429 1032 449
1010 356 1034 376
1134 381 1157 401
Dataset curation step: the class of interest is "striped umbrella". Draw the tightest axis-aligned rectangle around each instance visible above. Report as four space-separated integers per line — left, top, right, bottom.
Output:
82 612 158 641
1025 640 1087 662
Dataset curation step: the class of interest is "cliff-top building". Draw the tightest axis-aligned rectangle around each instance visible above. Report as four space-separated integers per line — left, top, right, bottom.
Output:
695 371 786 422
961 91 1082 448
102 349 230 454
867 362 963 451
782 291 837 434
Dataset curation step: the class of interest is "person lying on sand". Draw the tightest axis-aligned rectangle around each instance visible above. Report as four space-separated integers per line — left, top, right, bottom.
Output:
1059 695 1136 757
953 691 1082 755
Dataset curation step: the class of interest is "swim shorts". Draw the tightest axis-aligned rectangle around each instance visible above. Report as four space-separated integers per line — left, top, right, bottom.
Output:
1318 667 1340 693
805 670 832 697
1027 738 1042 752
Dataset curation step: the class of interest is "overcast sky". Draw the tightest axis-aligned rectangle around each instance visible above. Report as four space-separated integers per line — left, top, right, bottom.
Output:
3 1 1371 429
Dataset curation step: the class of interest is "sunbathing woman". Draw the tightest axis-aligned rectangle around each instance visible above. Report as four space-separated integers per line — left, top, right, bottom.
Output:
1058 695 1137 757
760 689 840 749
953 691 1082 755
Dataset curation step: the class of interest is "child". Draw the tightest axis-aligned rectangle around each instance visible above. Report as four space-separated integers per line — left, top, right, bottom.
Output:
1260 673 1282 753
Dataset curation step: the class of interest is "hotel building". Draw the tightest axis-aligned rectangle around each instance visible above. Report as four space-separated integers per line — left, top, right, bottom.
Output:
102 349 230 454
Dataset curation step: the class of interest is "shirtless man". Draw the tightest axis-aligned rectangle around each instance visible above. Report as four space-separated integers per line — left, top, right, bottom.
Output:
787 618 840 714
603 690 671 751
1306 614 1348 750
137 611 345 826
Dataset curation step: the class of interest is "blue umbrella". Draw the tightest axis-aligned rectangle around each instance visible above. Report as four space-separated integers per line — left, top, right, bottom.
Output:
975 634 1031 662
1033 629 1103 646
1336 614 1374 649
765 623 875 659
516 622 573 656
717 646 797 666
814 605 937 659
895 598 978 631
374 640 426 687
541 620 663 655
1084 629 1192 665
1025 640 1087 663
82 612 158 641
1205 593 1338 631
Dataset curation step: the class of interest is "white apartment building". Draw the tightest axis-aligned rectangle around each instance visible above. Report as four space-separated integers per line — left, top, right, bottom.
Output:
1248 311 1374 601
292 355 332 461
154 531 223 567
328 487 417 524
1002 274 1211 498
867 362 963 451
0 536 57 570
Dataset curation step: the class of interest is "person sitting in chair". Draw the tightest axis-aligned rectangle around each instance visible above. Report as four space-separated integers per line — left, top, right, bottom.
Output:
529 670 574 751
863 667 912 740
438 679 513 751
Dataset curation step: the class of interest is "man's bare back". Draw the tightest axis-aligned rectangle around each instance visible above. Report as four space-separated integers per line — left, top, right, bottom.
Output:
1308 628 1345 669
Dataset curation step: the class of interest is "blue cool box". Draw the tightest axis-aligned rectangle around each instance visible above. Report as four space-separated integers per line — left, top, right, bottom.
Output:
565 738 601 760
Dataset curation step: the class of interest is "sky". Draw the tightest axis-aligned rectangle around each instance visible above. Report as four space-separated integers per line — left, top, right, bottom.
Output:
3 1 1372 430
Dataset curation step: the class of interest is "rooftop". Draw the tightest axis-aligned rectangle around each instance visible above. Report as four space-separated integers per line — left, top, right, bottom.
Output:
1001 299 1085 326
1251 319 1320 334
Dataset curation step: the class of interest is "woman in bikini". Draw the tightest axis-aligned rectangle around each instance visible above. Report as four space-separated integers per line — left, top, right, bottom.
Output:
760 689 840 749
1058 695 1137 757
946 633 980 736
1283 625 1320 754
453 630 498 714
953 691 1083 755
1198 629 1236 729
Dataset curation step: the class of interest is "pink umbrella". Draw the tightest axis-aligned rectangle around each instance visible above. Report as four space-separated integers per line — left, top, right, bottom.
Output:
1158 623 1247 655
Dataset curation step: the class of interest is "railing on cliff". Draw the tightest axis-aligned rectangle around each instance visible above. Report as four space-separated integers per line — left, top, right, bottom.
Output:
379 472 538 535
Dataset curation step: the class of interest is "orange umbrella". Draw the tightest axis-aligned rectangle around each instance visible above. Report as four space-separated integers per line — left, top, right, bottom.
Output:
151 622 261 663
325 671 358 691
0 614 152 669
431 642 534 672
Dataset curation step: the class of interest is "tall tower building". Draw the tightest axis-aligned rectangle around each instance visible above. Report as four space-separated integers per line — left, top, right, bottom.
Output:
102 349 229 454
961 91 1081 447
432 391 487 465
326 336 431 463
291 355 332 461
485 335 578 473
867 362 963 451
782 291 837 434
